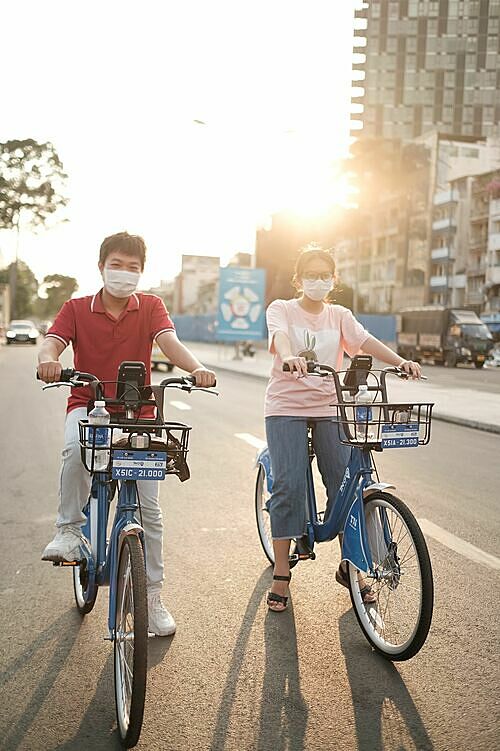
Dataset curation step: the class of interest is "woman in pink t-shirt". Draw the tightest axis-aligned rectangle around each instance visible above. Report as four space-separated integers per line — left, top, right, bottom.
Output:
265 246 421 612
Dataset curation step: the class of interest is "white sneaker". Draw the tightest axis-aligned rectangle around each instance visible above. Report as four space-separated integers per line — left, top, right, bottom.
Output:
148 592 176 636
41 525 85 562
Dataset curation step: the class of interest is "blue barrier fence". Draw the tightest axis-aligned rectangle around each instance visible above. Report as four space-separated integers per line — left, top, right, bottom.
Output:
172 312 397 345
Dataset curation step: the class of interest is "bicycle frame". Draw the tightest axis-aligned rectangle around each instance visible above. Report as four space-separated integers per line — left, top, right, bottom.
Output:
81 472 144 637
256 442 394 575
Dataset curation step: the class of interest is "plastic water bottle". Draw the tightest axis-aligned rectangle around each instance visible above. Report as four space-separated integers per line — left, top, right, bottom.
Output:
87 400 111 471
355 385 374 442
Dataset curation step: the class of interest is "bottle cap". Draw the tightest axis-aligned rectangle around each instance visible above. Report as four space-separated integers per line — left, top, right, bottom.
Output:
358 384 368 391
94 400 106 407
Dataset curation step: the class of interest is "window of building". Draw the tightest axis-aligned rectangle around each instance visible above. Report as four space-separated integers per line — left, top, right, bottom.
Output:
462 147 479 158
389 2 399 19
359 265 371 282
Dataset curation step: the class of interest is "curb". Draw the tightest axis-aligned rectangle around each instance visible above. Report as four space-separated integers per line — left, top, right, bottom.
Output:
202 359 500 436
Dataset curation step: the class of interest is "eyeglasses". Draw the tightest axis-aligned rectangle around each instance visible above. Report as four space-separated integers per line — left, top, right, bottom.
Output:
302 272 333 282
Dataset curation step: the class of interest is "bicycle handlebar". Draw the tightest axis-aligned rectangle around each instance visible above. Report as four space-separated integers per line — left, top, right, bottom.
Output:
159 374 218 394
282 361 427 380
282 360 427 404
36 368 98 385
37 368 218 395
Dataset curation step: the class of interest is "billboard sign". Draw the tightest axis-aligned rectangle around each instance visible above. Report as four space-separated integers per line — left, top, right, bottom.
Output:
217 267 266 341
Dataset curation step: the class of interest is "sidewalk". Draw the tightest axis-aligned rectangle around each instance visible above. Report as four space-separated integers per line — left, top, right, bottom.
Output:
188 341 500 435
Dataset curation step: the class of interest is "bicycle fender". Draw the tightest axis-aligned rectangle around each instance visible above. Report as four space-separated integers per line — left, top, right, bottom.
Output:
341 494 372 574
363 482 396 497
118 522 143 545
255 446 274 494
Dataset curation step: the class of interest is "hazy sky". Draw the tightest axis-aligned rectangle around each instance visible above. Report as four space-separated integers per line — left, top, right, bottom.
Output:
1 1 358 295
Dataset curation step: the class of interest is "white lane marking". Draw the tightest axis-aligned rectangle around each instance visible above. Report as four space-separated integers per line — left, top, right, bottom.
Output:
235 433 266 450
169 400 191 411
418 518 500 571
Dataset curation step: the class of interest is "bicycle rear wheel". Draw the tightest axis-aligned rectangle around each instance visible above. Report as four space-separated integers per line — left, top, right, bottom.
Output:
114 534 148 748
255 464 274 564
348 491 433 661
73 498 98 615
73 560 98 615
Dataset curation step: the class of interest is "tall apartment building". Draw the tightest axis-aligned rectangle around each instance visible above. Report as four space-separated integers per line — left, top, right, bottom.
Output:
336 133 500 312
352 0 500 140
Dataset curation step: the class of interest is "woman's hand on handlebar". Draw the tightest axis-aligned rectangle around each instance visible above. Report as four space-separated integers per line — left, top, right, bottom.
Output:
190 366 217 388
37 360 63 383
282 355 309 377
398 359 422 379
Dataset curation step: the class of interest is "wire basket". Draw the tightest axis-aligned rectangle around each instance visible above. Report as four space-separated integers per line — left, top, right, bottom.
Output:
78 420 192 476
335 401 433 448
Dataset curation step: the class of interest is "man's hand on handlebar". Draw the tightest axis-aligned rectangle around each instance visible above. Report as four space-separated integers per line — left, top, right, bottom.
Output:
37 360 63 383
190 367 216 388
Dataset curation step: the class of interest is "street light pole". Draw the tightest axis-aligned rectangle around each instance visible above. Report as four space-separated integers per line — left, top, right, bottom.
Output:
9 206 21 319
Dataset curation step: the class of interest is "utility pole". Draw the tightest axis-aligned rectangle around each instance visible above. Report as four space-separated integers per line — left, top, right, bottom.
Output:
8 207 21 319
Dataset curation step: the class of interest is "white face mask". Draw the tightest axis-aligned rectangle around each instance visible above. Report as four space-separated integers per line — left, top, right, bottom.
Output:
301 278 333 302
102 267 141 298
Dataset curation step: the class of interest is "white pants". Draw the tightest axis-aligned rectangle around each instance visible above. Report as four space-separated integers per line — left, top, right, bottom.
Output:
56 407 164 592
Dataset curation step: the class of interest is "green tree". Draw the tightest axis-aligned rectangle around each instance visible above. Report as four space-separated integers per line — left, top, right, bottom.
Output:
0 139 69 317
0 260 38 319
38 274 78 318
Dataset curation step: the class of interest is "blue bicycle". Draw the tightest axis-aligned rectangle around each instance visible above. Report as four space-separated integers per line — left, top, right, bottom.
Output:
255 360 434 661
41 363 214 747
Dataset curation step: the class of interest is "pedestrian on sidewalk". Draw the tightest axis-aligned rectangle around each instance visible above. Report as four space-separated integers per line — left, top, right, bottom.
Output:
264 244 421 612
37 231 216 635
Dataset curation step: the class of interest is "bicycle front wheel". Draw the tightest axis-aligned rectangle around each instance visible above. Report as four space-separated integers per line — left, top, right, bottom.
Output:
348 491 433 661
114 534 148 748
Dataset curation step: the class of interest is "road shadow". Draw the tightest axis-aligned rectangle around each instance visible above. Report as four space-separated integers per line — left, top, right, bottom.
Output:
147 633 174 668
54 652 122 751
338 609 434 751
55 632 173 750
256 602 308 751
0 609 83 751
210 568 307 751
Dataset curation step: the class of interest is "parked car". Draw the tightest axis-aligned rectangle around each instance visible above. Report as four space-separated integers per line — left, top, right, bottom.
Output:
6 320 39 345
151 342 174 372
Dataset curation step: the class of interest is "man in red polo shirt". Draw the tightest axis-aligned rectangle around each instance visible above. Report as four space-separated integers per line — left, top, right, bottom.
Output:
37 231 216 636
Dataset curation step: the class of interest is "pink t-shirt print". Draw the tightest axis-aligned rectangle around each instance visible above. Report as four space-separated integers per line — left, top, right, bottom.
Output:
264 299 370 418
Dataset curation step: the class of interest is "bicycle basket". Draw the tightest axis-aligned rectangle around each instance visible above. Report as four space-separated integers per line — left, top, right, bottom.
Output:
79 420 192 479
335 401 433 448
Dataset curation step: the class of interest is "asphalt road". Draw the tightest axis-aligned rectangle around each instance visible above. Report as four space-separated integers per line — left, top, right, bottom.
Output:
0 345 499 751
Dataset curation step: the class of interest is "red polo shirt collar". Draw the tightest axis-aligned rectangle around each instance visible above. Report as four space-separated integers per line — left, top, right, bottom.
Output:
91 289 140 316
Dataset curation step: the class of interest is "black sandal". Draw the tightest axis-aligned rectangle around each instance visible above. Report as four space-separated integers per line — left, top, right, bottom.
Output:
336 564 376 604
267 573 291 612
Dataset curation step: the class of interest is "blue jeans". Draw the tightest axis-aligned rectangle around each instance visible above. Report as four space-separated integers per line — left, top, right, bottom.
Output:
265 416 350 540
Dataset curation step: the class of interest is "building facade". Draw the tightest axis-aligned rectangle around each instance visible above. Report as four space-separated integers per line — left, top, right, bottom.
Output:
336 133 500 312
172 255 220 314
353 0 500 141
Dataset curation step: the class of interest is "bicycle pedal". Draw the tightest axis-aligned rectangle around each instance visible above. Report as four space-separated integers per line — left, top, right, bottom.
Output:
52 560 79 567
297 551 316 561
